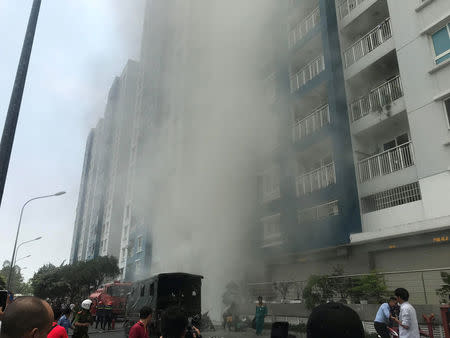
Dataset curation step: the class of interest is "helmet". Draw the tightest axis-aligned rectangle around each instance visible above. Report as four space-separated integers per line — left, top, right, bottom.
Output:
81 299 93 310
70 304 75 310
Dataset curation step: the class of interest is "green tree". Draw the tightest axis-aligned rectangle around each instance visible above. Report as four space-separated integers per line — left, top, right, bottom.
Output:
436 272 450 303
349 272 387 303
0 274 6 290
302 274 334 310
0 260 26 293
30 256 119 303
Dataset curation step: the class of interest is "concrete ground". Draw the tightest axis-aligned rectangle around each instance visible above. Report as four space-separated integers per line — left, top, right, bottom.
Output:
87 327 273 338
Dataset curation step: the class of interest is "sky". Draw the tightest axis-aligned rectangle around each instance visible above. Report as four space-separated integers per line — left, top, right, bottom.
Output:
0 0 144 281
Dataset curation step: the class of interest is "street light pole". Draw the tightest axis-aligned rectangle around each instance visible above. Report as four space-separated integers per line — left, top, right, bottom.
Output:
13 237 41 267
15 254 31 264
0 0 42 207
6 191 65 291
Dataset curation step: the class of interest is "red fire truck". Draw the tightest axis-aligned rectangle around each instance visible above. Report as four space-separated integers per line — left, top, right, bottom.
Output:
89 281 132 318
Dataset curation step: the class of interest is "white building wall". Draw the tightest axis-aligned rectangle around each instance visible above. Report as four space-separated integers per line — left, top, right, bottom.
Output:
387 0 450 222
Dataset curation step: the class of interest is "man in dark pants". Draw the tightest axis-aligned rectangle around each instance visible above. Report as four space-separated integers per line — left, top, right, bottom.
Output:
95 301 104 329
374 297 398 338
103 302 113 330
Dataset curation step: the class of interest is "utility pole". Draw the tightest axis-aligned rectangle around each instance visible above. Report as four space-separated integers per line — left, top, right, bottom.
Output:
0 0 42 207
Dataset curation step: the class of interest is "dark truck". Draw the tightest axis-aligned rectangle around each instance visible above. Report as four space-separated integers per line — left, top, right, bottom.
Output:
124 272 203 337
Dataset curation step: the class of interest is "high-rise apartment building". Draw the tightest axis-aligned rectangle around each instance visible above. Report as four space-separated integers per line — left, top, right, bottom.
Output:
70 60 139 263
257 0 450 299
70 0 450 304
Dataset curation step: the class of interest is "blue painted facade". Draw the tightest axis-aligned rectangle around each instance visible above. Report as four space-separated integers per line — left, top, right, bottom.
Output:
260 0 361 256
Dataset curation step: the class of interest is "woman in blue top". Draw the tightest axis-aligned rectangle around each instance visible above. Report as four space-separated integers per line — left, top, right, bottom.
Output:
255 296 267 336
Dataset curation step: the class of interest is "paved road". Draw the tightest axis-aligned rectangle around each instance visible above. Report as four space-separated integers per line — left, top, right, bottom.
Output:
87 328 272 338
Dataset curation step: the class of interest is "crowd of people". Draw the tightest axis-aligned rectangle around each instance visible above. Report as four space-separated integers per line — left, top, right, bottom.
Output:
0 287 427 338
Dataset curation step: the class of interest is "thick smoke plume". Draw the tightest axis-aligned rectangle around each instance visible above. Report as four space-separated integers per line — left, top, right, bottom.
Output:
128 0 281 319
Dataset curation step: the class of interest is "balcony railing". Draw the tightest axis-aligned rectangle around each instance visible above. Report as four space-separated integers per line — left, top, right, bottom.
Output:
337 0 366 20
344 18 392 68
296 162 336 196
358 142 414 183
261 214 281 242
288 7 320 49
290 55 325 92
293 104 330 141
350 75 403 122
298 200 339 224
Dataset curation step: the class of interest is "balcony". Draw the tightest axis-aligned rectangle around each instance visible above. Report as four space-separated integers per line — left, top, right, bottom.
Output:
337 0 366 21
293 104 330 142
261 169 280 203
288 7 320 49
296 162 336 196
358 142 415 183
298 200 339 224
261 214 282 248
349 75 403 122
343 18 392 68
290 55 325 93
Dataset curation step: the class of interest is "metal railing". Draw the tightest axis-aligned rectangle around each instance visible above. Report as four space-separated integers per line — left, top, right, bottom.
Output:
344 18 392 68
247 267 450 305
288 7 320 49
290 55 325 93
293 104 330 141
298 200 339 224
361 181 421 213
358 141 414 183
261 214 282 247
296 162 336 196
350 75 403 122
337 0 366 20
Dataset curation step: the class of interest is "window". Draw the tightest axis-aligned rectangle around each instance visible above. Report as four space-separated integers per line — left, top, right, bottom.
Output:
140 284 145 297
261 214 281 239
137 236 143 252
431 24 450 64
149 283 155 296
444 98 450 128
383 133 409 151
360 182 421 213
126 205 130 219
136 259 142 272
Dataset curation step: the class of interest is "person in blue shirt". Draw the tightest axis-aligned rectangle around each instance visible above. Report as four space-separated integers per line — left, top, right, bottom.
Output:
374 297 398 338
57 307 74 334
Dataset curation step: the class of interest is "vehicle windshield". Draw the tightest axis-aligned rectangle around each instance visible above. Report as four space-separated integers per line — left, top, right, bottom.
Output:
109 285 131 298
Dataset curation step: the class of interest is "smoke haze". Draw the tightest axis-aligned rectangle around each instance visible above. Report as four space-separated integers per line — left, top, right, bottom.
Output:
130 0 280 318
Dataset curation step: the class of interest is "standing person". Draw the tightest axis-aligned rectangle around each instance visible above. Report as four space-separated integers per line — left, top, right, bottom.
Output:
104 301 113 330
391 288 420 338
57 307 74 334
90 299 97 325
95 301 104 329
72 299 92 338
128 306 153 338
254 296 267 336
374 297 398 338
47 305 69 338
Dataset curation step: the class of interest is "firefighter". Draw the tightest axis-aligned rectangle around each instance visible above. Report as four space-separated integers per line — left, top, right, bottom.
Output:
73 299 93 338
104 301 113 330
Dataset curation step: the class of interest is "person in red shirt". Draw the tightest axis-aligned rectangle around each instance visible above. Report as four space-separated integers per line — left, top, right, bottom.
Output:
47 321 69 338
129 306 153 338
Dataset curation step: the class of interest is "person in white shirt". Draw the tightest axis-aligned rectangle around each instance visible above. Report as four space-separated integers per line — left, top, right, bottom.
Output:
391 288 420 338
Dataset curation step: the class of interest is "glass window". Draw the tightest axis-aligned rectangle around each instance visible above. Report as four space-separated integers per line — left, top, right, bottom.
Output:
432 24 450 64
137 236 143 252
445 98 450 128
